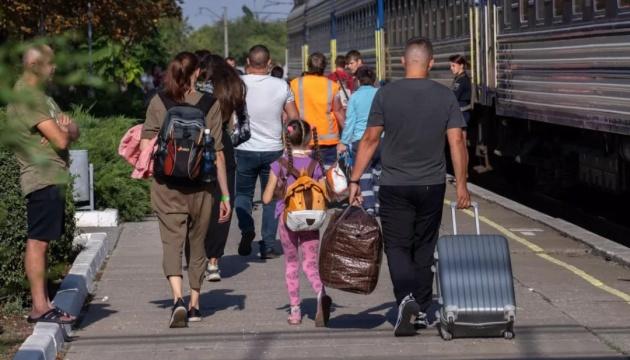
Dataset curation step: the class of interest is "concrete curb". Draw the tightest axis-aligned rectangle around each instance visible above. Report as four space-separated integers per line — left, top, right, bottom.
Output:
464 180 630 267
13 231 119 360
75 209 119 228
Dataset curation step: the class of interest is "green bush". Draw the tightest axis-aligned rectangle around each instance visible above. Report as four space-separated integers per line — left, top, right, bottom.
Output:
71 110 152 222
0 147 77 304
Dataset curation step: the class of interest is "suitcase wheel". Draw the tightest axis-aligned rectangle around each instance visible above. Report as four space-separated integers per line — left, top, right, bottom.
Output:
438 325 453 341
503 330 515 340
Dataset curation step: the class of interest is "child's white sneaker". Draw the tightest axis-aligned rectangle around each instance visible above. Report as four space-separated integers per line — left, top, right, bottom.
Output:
288 305 302 325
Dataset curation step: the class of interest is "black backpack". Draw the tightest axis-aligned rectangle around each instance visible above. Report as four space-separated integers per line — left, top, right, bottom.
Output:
153 92 217 185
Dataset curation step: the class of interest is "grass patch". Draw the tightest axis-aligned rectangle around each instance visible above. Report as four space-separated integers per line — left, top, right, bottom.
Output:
0 301 33 360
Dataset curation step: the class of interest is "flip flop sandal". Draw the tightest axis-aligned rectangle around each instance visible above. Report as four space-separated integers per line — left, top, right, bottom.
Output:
27 308 75 325
54 307 75 319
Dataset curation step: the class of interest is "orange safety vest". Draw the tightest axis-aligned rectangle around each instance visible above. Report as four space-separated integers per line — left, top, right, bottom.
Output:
290 75 340 146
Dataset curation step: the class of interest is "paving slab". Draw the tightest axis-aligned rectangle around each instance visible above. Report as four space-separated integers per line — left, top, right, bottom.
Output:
63 184 630 360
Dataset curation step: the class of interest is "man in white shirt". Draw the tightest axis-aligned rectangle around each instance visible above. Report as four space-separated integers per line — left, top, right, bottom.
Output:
236 45 299 259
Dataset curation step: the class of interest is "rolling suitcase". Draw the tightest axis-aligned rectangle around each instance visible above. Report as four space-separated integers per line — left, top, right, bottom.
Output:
435 202 516 340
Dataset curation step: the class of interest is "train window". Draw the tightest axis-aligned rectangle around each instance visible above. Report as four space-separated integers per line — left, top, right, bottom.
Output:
504 0 512 26
432 4 438 40
446 0 453 38
594 0 606 10
414 2 421 37
453 0 461 35
520 0 529 22
621 0 630 7
536 0 545 19
553 0 563 17
463 0 470 34
423 2 430 36
573 0 583 13
440 1 446 39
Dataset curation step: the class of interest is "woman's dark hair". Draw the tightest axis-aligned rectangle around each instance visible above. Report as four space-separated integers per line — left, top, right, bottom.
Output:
448 54 468 67
163 51 199 102
306 52 327 76
195 49 212 80
356 66 376 86
201 54 246 123
270 65 284 79
284 119 324 175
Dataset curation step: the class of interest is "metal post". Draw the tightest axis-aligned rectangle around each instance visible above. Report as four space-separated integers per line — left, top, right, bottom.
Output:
87 1 95 98
223 7 229 58
89 163 95 211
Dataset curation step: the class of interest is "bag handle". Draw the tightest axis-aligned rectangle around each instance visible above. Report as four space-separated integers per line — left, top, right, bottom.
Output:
450 201 480 235
334 204 369 226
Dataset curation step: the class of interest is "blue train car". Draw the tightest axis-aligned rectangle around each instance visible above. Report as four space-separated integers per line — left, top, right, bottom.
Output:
287 0 630 193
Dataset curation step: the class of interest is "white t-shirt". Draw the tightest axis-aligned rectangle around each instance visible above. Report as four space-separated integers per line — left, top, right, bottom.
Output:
237 74 294 152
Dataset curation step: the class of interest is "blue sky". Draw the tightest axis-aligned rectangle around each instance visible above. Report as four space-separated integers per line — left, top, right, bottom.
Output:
181 0 293 28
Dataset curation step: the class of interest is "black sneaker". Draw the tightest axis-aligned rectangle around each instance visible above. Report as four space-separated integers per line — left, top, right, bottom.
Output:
188 308 202 322
414 310 439 330
238 231 256 256
394 294 420 337
169 298 188 328
260 245 281 260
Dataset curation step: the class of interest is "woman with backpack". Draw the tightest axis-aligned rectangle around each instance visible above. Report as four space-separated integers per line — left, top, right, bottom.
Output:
262 119 332 326
140 51 231 328
196 53 247 282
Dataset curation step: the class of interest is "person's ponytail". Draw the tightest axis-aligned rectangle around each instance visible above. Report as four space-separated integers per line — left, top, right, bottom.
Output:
163 52 199 102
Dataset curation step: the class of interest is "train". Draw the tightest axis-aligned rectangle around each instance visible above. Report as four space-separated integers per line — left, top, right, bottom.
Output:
287 0 630 194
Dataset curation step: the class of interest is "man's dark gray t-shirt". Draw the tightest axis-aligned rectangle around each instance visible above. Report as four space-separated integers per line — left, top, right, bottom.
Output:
367 78 465 186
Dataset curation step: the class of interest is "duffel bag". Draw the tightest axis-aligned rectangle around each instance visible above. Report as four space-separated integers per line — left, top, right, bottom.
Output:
319 206 383 295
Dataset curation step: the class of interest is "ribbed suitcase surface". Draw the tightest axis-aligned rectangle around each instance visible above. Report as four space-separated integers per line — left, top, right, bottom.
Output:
435 203 516 340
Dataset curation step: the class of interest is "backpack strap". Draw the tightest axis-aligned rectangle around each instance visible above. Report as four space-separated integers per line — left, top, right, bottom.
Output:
157 91 216 115
157 91 179 110
337 79 350 100
277 157 301 179
306 159 319 178
195 93 217 115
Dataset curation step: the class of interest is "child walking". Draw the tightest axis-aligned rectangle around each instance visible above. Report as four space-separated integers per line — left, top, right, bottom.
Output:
263 119 332 326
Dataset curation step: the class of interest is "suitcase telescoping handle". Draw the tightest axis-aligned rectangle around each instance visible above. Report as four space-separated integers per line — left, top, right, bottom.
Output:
450 201 480 235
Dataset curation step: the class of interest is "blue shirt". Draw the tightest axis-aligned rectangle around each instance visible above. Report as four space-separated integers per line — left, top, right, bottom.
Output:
341 85 378 145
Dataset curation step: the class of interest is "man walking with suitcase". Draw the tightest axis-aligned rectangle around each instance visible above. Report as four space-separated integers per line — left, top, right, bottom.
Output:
349 37 470 337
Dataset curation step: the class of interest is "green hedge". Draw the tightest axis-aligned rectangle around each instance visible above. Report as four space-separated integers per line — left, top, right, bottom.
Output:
71 110 151 222
0 148 77 304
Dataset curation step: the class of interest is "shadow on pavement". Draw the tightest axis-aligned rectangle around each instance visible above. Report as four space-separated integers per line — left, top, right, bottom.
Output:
150 289 246 317
75 303 118 330
217 255 252 279
328 301 397 329
276 299 397 330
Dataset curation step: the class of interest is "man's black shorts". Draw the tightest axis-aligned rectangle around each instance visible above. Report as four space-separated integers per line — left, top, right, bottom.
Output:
26 185 66 241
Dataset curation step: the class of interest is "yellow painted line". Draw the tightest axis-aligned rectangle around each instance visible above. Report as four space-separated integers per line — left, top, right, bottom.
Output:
444 200 630 304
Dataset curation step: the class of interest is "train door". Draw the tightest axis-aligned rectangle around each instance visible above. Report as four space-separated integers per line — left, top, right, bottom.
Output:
471 0 498 106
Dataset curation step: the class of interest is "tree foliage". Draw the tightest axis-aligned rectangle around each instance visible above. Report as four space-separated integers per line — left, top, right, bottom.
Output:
182 6 287 65
0 0 182 42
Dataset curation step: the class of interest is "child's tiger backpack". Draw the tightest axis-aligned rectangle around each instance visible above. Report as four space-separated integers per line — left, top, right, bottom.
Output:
282 159 329 232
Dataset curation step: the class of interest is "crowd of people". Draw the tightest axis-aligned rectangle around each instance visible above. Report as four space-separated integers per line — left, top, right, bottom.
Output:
10 36 472 336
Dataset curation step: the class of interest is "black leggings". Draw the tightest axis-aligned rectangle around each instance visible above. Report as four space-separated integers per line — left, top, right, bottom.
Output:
205 129 236 259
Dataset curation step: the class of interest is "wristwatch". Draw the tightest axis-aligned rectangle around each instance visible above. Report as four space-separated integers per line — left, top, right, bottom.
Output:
348 179 360 185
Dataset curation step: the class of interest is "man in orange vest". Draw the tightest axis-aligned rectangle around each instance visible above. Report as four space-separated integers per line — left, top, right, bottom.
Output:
290 52 343 167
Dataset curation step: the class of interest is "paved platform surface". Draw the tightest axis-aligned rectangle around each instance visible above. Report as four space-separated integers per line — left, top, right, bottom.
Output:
64 184 630 360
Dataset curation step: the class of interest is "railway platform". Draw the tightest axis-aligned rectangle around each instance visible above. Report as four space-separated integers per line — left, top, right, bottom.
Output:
63 182 630 360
